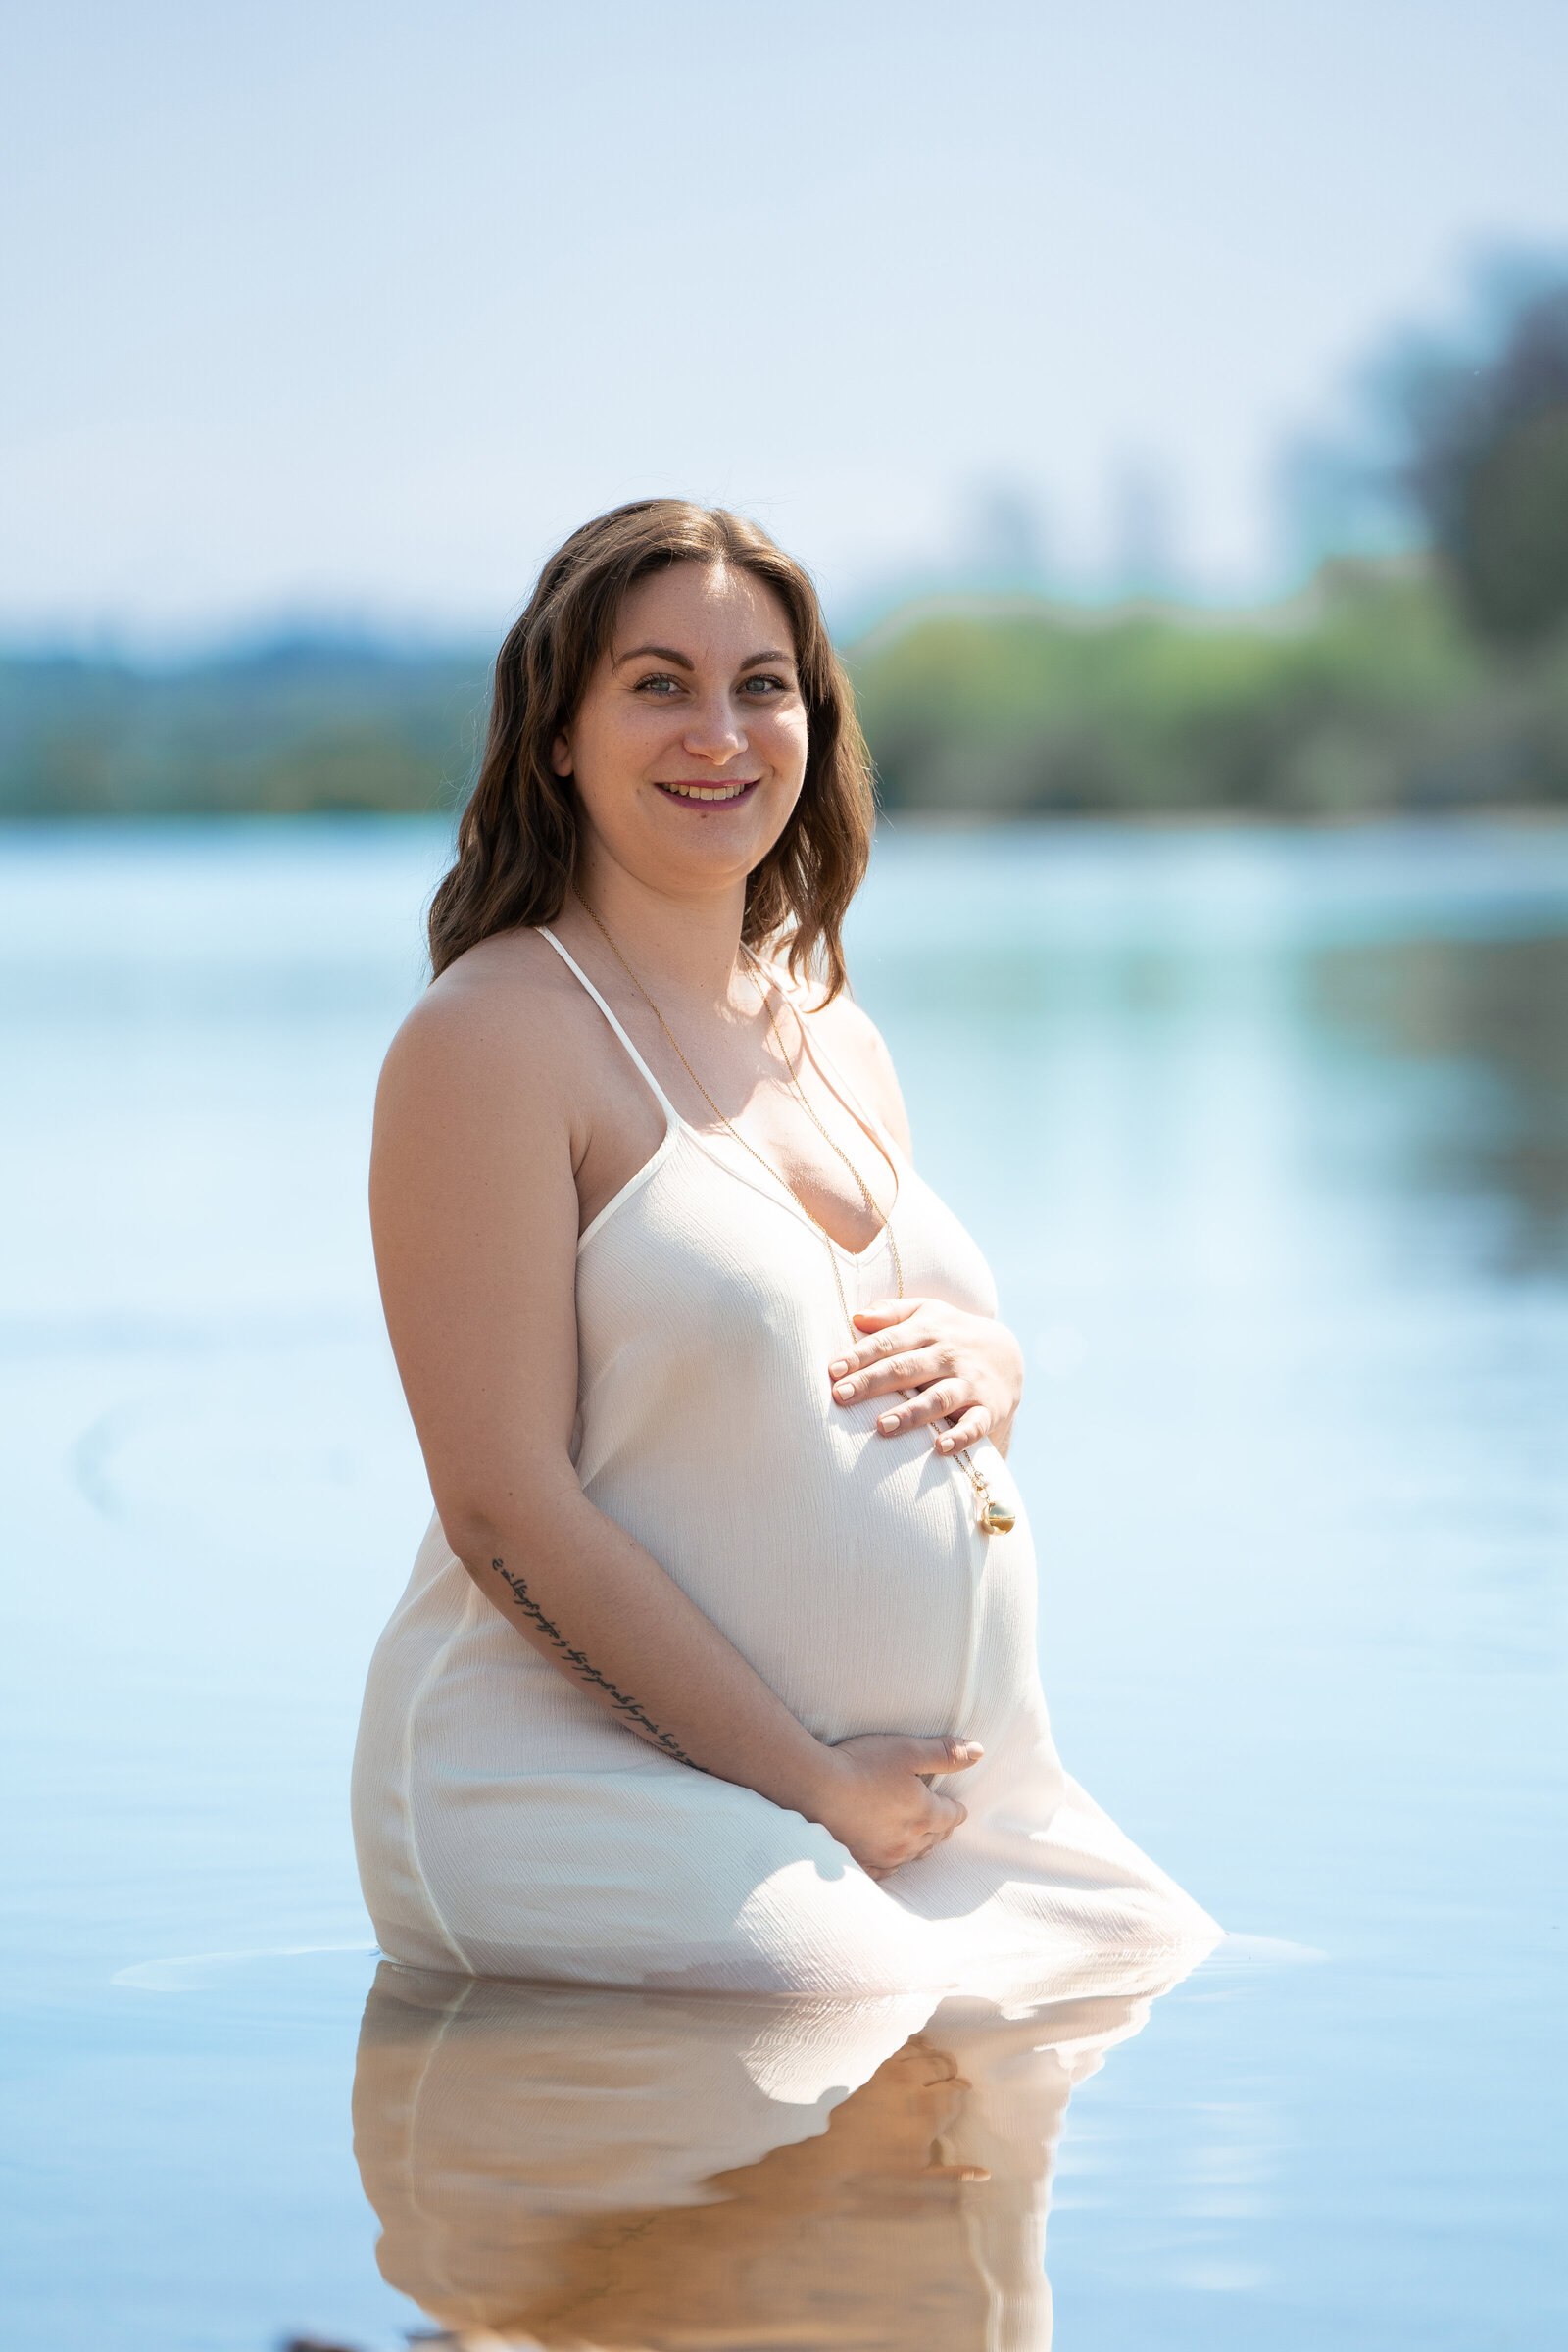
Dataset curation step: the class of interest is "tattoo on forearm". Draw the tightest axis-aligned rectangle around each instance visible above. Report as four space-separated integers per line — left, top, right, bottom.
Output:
490 1560 699 1767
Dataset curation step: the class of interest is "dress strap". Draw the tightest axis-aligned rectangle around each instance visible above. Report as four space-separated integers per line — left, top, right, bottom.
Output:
536 926 683 1126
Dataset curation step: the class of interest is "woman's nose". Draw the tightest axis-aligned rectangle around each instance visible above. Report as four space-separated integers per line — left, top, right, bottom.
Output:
682 694 748 761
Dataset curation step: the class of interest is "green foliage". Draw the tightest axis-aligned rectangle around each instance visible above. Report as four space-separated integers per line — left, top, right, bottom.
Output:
1406 284 1568 648
850 562 1568 815
0 641 489 817
1459 403 1568 645
4 564 1568 820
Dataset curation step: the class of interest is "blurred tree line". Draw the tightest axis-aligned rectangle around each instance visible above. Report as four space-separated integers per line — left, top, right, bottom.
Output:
4 276 1567 821
861 276 1568 815
0 637 488 818
854 561 1566 815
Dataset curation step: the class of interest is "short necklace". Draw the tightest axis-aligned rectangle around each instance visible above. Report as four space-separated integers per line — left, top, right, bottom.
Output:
573 897 1013 1537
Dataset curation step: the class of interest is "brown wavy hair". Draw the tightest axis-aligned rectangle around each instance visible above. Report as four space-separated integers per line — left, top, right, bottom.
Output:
427 500 875 997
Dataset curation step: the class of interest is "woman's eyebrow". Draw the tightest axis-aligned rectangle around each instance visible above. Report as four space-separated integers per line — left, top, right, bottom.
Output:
613 643 694 669
612 644 795 670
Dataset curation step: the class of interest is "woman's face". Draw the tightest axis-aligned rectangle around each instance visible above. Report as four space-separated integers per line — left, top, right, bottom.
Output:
554 561 809 904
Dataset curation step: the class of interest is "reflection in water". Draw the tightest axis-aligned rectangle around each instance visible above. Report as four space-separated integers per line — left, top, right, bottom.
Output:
353 1953 1194 2350
1313 930 1568 1272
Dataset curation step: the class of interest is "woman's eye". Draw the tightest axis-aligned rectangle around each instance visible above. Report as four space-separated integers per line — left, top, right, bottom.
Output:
741 674 788 695
634 674 683 695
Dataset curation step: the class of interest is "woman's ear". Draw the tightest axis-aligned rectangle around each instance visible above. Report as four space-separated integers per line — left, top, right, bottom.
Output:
550 730 572 779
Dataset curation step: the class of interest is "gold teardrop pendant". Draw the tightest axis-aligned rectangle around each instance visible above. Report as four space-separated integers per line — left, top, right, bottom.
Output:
967 1465 1015 1536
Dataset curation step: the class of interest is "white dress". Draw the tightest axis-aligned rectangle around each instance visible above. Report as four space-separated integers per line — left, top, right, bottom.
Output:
351 928 1218 1995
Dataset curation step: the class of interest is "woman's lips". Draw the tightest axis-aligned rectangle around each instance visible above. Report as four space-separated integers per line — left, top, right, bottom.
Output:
653 777 761 805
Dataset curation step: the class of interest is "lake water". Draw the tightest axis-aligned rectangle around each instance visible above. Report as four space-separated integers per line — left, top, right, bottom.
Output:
3 816 1565 2350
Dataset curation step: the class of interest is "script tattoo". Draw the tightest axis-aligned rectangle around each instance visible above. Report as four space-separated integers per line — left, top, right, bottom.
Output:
491 1559 699 1768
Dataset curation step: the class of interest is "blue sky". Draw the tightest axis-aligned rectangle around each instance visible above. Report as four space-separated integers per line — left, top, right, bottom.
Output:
6 0 1568 645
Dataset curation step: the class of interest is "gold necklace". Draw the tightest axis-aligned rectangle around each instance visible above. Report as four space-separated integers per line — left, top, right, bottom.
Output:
748 966 906 1294
576 896 900 1305
573 897 1012 1536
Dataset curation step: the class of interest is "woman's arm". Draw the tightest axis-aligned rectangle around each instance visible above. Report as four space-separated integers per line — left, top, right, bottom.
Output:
368 945 978 1876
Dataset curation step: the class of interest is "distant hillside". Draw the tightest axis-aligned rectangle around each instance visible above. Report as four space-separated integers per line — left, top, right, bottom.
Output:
4 564 1567 818
0 638 490 816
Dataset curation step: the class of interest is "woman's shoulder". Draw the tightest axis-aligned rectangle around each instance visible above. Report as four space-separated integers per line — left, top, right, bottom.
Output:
378 925 605 1124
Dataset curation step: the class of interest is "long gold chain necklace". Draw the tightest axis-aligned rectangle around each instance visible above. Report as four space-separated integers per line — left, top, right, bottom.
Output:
573 897 1013 1536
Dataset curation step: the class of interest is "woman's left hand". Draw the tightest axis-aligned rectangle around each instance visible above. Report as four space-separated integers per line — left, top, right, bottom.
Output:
828 1298 1025 1458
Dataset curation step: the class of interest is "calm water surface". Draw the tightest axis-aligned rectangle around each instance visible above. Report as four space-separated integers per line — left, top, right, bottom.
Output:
2 818 1564 2349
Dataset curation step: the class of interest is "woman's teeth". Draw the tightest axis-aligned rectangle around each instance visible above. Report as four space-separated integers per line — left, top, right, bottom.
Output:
659 780 754 801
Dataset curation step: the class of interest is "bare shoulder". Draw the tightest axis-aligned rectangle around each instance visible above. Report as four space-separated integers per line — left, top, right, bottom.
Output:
375 927 604 1142
802 981 913 1157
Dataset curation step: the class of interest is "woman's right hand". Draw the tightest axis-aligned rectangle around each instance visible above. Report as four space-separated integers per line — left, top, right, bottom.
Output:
809 1733 983 1879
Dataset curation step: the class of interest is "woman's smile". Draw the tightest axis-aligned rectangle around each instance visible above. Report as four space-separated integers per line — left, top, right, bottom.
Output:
653 775 762 805
551 562 809 892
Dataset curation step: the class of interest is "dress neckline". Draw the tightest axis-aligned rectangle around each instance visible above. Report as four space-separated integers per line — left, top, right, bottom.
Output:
538 925 903 1262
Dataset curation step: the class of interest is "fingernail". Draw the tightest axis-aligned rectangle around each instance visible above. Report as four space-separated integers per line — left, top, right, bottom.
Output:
877 1411 899 1433
834 1380 856 1401
828 1358 849 1378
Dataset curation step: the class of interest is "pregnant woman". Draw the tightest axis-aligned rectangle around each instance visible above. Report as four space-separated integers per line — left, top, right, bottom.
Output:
352 499 1216 1995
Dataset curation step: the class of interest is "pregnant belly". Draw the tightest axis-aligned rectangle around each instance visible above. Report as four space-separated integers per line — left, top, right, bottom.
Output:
584 1426 1038 1749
